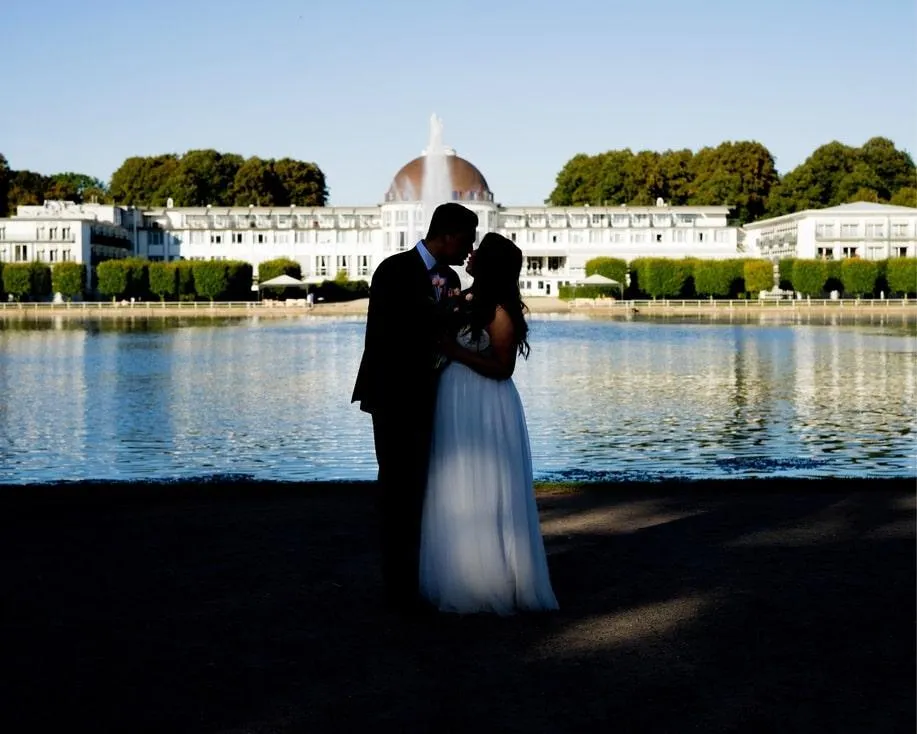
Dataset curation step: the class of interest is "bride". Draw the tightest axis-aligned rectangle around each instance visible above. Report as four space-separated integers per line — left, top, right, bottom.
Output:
419 233 559 616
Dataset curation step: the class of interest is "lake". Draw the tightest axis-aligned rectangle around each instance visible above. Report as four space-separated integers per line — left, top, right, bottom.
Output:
0 313 914 485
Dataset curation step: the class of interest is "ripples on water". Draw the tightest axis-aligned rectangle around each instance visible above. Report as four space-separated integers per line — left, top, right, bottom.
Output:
0 312 914 484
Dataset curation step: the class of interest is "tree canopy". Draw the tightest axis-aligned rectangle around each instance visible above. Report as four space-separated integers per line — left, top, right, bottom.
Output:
2 150 328 215
549 137 915 223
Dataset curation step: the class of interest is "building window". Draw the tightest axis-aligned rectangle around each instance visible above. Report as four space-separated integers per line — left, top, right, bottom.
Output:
816 223 835 237
210 234 222 244
817 247 834 259
591 214 605 225
714 230 728 243
865 223 885 238
336 255 349 274
357 255 370 276
63 249 71 262
49 250 57 262
62 227 71 240
398 231 406 250
189 231 204 244
696 232 705 243
276 232 289 244
316 256 328 276
589 230 602 244
0 227 4 240
673 230 686 243
897 247 908 257
527 231 538 243
655 233 663 243
49 227 58 240
231 232 243 244
841 224 858 237
510 232 517 242
15 244 28 261
892 223 908 237
842 246 859 257
257 233 266 244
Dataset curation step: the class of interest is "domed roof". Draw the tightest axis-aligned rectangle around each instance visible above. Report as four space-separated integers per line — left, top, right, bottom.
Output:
385 153 493 203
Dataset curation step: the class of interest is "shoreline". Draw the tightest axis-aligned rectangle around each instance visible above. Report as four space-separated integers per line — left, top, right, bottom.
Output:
0 296 914 320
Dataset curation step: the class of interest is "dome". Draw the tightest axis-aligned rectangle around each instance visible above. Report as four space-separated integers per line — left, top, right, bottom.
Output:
385 153 493 203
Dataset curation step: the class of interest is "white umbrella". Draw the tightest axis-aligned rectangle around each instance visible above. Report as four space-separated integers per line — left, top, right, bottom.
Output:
576 273 620 286
258 274 307 289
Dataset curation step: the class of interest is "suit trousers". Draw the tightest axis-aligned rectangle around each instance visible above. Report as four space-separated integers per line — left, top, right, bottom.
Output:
372 405 435 608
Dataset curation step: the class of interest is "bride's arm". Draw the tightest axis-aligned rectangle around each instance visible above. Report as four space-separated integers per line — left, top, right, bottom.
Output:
441 307 517 380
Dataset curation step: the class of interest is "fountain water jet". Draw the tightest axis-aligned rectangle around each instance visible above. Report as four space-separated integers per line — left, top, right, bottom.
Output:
417 114 473 286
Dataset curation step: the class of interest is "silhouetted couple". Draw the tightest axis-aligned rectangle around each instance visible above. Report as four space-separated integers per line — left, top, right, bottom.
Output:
352 203 557 616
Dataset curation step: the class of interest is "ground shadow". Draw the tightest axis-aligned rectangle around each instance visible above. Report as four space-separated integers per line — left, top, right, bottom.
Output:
1 478 913 732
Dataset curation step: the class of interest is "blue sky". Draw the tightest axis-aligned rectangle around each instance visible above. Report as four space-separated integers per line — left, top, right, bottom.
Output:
2 0 914 205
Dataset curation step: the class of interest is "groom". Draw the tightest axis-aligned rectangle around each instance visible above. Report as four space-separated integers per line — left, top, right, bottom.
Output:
352 202 478 614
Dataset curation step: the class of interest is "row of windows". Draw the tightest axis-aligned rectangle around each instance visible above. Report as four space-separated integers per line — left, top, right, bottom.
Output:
504 230 729 244
0 226 73 241
0 245 73 262
815 223 911 238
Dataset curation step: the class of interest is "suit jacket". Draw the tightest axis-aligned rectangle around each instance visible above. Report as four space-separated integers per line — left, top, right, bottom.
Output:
352 248 461 416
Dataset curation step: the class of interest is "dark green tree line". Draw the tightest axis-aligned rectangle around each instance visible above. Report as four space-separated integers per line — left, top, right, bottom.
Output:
549 137 915 224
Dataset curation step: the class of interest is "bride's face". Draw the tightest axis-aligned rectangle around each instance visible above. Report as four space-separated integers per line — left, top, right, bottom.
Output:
465 250 476 277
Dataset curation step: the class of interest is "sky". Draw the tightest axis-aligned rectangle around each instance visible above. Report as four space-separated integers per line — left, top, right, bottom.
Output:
2 0 915 206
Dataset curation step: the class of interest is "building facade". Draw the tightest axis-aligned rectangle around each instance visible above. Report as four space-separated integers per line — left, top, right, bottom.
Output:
1 148 748 297
743 202 917 262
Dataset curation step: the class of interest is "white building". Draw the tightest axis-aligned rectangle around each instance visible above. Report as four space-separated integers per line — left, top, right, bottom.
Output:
133 150 740 297
743 202 917 262
0 200 139 287
2 147 744 298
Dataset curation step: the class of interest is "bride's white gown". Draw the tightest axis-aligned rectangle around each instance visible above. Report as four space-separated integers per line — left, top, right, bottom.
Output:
419 327 559 615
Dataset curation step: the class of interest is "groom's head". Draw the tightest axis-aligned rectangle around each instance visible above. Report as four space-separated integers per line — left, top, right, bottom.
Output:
425 203 478 266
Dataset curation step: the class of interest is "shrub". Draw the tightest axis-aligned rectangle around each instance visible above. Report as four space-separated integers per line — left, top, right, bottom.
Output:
52 262 86 301
192 261 230 301
149 262 178 301
744 260 775 295
312 279 369 303
175 261 195 301
96 260 129 299
840 259 878 296
28 262 52 299
643 258 693 298
693 260 733 297
226 260 254 300
258 257 302 283
778 258 796 291
2 263 32 301
585 257 627 284
558 284 618 300
886 257 917 296
792 260 828 296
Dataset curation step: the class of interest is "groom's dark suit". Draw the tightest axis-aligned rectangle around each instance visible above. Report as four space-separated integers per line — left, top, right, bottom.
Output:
352 246 460 609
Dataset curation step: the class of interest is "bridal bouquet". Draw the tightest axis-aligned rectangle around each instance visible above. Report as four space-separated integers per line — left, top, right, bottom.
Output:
432 288 473 370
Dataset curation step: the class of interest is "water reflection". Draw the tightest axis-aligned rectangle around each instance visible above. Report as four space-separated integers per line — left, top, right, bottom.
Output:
0 314 914 484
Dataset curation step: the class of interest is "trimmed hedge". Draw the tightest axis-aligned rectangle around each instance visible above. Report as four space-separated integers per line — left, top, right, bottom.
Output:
887 258 917 296
840 259 879 297
558 284 618 300
744 259 774 294
258 257 302 282
585 257 627 284
52 262 86 301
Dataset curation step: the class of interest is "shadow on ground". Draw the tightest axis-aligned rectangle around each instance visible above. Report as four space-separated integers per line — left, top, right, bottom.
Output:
1 478 914 733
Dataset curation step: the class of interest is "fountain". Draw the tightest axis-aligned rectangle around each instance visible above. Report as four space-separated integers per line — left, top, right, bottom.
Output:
420 113 453 223
417 114 473 286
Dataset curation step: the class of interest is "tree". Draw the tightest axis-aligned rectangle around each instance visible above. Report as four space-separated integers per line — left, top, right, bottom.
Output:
28 262 51 300
889 187 917 207
232 157 282 206
45 173 109 203
109 154 179 206
51 262 86 301
693 260 733 297
7 170 49 211
0 153 9 217
148 262 177 301
549 153 602 206
165 150 242 207
688 141 777 224
274 158 328 206
624 151 663 205
859 137 915 198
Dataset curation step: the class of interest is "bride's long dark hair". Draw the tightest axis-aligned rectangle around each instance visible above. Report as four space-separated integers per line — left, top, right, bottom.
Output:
468 233 530 359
